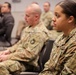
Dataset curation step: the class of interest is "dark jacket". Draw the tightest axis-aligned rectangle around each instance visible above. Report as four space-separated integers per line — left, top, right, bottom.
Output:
0 15 5 36
0 12 14 45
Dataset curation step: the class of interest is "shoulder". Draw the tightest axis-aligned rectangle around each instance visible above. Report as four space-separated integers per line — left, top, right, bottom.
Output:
38 22 49 32
4 13 14 20
55 33 63 43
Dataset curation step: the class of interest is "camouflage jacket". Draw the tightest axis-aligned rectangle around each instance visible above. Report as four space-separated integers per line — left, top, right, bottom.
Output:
39 28 76 75
8 21 49 67
41 11 53 27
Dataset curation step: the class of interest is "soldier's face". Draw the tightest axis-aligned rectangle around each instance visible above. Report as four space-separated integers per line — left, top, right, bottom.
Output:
25 9 35 26
43 3 50 12
52 5 69 32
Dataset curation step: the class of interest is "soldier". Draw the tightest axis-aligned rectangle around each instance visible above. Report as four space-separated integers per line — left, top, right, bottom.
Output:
16 20 26 40
39 0 76 75
41 2 53 30
0 4 49 75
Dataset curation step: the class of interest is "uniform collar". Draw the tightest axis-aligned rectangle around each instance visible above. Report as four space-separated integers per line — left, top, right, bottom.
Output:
62 27 76 39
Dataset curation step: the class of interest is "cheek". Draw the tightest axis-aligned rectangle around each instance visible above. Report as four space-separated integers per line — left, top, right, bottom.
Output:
56 18 64 26
27 18 31 21
29 18 32 22
28 18 33 24
57 20 67 31
44 7 47 10
54 18 64 30
57 20 63 28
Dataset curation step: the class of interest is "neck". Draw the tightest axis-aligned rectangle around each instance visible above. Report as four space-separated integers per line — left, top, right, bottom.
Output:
63 24 76 36
31 21 39 28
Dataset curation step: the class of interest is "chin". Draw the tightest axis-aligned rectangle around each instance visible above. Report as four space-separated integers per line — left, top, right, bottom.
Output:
53 27 60 31
52 27 56 30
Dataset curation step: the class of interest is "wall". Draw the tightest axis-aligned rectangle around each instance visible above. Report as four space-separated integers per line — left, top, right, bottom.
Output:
0 0 62 37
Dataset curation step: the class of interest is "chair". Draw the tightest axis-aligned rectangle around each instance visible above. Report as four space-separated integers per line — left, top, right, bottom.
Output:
19 40 54 75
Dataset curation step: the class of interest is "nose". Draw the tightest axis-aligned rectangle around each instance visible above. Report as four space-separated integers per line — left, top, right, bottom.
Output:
25 16 27 21
52 16 56 22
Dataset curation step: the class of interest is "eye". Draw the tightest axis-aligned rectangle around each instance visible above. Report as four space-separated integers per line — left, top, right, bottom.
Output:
26 14 29 17
55 12 60 18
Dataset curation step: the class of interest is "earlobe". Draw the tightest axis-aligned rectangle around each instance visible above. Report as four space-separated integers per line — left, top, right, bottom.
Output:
35 15 39 20
68 16 74 23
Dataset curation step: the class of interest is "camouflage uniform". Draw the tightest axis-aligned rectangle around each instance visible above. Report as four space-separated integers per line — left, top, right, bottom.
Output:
39 28 76 75
41 11 53 30
0 22 49 75
48 30 62 40
16 20 26 40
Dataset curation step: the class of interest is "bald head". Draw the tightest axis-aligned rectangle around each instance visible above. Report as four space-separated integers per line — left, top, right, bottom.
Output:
26 4 42 16
25 4 42 26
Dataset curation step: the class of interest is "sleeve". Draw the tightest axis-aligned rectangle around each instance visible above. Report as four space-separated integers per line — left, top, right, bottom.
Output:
16 20 25 39
46 13 53 26
39 41 76 75
60 45 76 75
0 17 6 35
44 13 53 27
4 15 14 43
7 32 48 62
0 26 6 35
8 40 22 53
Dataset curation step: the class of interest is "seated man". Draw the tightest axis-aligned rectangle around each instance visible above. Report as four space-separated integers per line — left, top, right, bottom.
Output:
0 2 14 46
0 4 49 75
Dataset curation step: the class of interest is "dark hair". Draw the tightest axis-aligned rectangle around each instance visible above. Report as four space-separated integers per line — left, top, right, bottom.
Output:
56 0 76 19
4 2 11 10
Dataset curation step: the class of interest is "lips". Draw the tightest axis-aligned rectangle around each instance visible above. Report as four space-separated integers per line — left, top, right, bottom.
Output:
52 22 56 27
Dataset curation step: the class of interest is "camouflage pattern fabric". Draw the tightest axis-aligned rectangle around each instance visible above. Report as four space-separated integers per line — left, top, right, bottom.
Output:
39 28 76 75
0 22 49 75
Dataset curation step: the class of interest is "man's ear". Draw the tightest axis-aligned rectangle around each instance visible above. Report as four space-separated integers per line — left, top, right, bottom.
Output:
68 16 74 23
35 14 39 20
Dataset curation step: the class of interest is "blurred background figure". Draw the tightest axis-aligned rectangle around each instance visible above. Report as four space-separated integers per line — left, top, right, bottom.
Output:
16 20 26 40
31 1 39 5
0 2 14 47
41 2 53 30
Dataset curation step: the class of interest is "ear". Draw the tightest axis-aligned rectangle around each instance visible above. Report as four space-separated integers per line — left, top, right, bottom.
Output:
68 16 74 23
35 14 39 20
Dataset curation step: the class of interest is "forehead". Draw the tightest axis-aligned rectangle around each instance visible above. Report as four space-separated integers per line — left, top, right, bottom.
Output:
25 7 35 15
2 3 8 7
26 6 32 12
25 10 33 17
25 8 32 14
54 5 63 13
44 3 49 6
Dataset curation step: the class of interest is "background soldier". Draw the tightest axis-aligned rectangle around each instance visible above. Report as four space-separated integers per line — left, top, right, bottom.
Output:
41 2 53 30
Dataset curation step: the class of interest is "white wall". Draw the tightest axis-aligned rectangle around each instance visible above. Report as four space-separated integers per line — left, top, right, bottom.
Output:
0 0 62 37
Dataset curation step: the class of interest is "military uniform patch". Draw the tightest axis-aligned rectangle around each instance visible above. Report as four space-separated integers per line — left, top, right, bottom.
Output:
30 39 35 44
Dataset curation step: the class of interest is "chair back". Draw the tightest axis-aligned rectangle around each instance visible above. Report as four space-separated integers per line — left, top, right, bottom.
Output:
38 40 54 71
